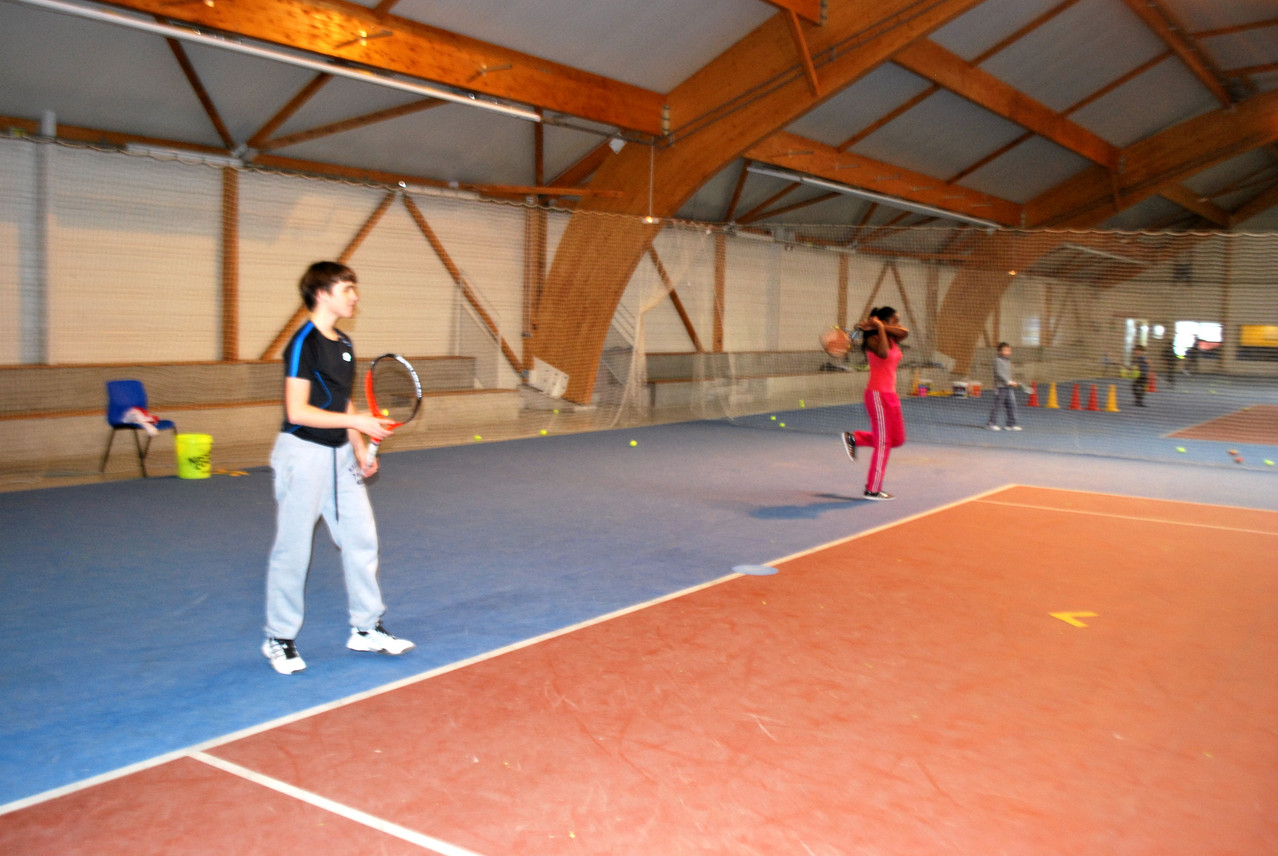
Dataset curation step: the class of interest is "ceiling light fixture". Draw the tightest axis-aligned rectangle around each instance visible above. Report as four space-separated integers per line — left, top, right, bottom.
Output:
1061 243 1142 265
125 142 242 167
15 0 543 123
746 165 1002 231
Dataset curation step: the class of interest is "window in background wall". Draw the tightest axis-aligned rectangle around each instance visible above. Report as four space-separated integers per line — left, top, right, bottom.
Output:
1174 321 1222 357
1022 315 1040 347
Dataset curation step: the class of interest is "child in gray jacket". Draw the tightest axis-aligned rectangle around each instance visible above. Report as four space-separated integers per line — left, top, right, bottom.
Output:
985 342 1023 431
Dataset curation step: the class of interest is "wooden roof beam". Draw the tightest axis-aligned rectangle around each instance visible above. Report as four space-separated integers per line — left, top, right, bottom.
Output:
1025 87 1278 227
1119 0 1232 106
164 36 235 150
784 10 821 97
747 131 1023 226
1158 184 1230 227
739 191 840 225
102 0 667 135
256 99 444 150
761 0 823 25
1230 181 1278 227
893 39 1121 170
248 74 333 150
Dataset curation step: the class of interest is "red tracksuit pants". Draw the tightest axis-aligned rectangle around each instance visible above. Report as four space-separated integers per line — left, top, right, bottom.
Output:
853 390 906 494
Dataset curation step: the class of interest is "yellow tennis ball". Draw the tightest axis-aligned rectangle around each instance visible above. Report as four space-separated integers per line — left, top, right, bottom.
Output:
629 440 638 446
473 434 482 441
540 429 548 435
381 408 389 416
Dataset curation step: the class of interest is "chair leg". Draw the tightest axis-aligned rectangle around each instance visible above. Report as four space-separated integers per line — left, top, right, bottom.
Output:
133 430 150 478
101 429 117 473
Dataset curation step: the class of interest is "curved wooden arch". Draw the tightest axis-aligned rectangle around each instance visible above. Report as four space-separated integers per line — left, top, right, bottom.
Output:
532 0 985 401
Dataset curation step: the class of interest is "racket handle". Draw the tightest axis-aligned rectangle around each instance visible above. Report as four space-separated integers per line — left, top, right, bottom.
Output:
366 438 382 465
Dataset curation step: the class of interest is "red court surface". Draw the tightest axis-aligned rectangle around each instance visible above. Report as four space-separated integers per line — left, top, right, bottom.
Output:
1168 403 1278 444
4 486 1277 855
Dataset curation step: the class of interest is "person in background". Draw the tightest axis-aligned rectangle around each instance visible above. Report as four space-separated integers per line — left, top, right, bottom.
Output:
1161 339 1178 388
1131 345 1150 407
984 342 1023 431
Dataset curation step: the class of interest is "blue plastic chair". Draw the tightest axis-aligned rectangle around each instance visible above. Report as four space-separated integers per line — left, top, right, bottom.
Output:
100 380 177 477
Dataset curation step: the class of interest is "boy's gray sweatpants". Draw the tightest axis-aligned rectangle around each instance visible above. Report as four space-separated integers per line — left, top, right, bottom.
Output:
265 432 385 640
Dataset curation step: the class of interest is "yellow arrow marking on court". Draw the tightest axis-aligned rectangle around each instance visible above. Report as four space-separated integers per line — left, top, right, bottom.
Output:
1051 611 1098 628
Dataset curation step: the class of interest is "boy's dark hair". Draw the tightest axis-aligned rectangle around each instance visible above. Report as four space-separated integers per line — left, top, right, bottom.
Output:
997 341 1010 350
299 261 356 311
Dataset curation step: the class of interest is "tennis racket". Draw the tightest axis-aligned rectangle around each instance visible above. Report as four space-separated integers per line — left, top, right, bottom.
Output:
819 326 861 358
363 353 422 464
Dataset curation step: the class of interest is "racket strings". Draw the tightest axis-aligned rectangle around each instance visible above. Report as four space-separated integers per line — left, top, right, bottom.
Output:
370 364 419 423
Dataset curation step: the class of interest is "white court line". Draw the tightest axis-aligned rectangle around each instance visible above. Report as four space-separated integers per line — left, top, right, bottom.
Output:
976 497 1278 537
996 482 1277 512
760 483 1018 568
0 573 739 817
191 752 489 856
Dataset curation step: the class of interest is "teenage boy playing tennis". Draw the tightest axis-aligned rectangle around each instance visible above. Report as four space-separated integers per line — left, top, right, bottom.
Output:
841 306 909 500
262 261 414 675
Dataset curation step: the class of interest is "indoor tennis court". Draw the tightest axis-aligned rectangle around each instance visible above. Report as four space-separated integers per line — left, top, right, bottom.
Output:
4 1 1278 854
2 420 1276 855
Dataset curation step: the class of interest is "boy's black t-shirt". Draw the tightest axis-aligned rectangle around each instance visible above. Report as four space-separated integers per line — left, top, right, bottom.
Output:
281 321 355 448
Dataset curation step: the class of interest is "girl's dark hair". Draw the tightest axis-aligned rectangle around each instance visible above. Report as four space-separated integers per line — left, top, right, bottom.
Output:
299 261 357 311
862 306 898 352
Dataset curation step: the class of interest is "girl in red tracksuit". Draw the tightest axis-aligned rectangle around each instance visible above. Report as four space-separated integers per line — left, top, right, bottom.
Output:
841 306 908 500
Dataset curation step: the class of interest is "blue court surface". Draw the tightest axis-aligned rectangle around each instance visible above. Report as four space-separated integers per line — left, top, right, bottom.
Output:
2 415 1275 808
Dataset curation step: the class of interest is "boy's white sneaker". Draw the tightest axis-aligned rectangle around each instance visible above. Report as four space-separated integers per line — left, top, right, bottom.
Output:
348 623 415 655
263 637 306 675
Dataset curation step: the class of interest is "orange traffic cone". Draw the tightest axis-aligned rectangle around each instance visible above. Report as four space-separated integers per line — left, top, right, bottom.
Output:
1046 382 1060 409
1086 384 1100 411
1027 382 1039 407
1068 383 1082 410
1147 373 1158 393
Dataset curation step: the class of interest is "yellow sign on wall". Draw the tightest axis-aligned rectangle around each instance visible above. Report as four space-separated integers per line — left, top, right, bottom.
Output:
1239 325 1278 348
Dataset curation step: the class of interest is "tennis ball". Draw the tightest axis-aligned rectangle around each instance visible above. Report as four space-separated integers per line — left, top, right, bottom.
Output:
770 415 777 421
473 434 482 441
1175 447 1186 453
629 440 637 446
779 422 786 428
381 408 389 416
539 429 548 435
800 399 806 408
1265 460 1274 466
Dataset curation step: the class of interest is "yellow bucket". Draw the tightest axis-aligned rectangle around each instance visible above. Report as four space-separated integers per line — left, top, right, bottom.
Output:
175 434 213 479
